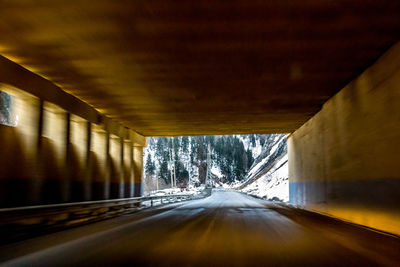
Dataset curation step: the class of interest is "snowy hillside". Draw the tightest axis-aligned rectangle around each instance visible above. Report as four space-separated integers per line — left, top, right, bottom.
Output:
237 134 289 202
144 135 266 190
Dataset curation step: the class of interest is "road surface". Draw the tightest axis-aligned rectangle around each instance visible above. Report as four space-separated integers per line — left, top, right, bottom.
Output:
0 190 399 266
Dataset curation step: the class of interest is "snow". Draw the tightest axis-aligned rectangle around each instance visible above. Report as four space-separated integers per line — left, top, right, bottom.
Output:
239 134 289 202
247 154 269 176
269 139 280 156
253 142 262 158
241 155 289 202
211 165 223 178
144 185 205 197
237 135 264 159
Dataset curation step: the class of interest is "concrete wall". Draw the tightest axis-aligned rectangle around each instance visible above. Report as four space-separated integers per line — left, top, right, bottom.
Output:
0 55 147 207
288 43 400 235
0 86 146 207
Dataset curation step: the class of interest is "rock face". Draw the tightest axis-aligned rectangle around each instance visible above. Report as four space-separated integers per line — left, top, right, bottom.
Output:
238 134 289 202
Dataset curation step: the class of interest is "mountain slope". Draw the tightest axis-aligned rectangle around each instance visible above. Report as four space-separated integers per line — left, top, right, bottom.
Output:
237 134 289 202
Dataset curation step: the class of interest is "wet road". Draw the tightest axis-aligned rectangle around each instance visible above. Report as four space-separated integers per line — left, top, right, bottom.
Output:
0 190 399 266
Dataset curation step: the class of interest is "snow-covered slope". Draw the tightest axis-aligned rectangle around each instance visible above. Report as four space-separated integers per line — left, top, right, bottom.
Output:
237 134 289 202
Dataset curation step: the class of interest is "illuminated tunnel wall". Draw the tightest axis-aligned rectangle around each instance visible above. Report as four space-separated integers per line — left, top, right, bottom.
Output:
288 43 400 235
0 55 146 207
0 88 146 207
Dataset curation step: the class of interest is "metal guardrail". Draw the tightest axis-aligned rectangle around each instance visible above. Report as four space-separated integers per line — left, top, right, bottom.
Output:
0 193 201 226
0 193 195 213
0 191 209 244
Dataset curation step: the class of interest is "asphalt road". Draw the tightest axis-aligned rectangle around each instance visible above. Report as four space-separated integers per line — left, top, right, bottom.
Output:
0 190 399 266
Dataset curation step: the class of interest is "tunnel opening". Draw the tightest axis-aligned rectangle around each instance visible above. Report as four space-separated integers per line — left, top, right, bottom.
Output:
143 134 289 202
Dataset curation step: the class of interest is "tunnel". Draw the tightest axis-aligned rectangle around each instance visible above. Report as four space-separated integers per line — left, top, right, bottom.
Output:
0 1 399 266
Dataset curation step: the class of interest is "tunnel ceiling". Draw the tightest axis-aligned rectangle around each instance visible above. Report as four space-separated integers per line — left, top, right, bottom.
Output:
0 1 399 136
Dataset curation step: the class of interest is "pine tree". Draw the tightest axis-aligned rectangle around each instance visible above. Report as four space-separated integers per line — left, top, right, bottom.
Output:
246 148 254 170
250 134 256 147
181 136 189 153
159 155 169 184
176 160 189 186
145 154 155 175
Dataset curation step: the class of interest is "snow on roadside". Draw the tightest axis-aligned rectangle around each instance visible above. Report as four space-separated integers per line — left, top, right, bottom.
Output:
241 154 289 202
144 185 205 197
